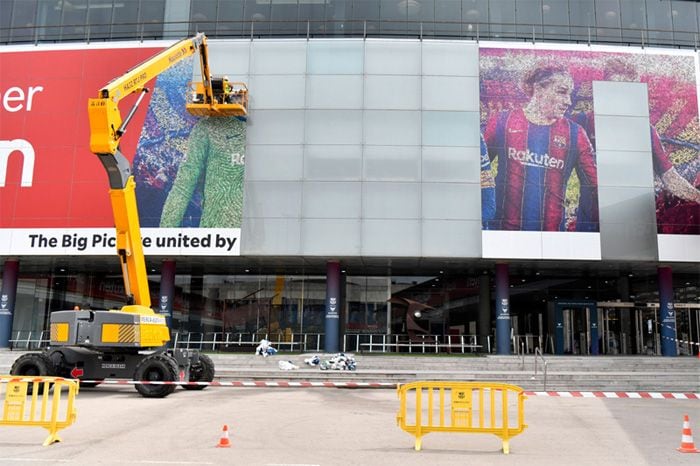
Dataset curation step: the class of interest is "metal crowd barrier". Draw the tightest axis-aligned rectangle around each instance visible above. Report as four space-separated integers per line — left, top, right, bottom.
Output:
396 381 527 454
0 375 79 446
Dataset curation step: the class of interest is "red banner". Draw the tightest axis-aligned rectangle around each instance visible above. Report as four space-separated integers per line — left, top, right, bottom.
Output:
0 45 162 228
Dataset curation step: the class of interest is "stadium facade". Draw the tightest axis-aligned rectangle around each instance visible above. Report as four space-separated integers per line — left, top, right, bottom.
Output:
1 0 699 357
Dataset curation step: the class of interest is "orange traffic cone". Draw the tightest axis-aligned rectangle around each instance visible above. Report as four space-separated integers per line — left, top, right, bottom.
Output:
678 415 699 453
216 424 231 448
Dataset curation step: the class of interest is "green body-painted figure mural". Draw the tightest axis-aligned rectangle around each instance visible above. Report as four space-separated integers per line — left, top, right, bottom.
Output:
160 117 246 228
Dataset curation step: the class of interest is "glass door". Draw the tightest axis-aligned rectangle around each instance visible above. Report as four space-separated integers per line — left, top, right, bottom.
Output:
635 307 659 355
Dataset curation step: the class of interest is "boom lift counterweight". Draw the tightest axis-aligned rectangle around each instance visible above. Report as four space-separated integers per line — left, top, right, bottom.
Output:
11 33 245 398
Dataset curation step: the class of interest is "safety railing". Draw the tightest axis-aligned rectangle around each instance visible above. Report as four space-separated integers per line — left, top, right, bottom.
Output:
171 331 324 352
8 331 50 350
396 381 527 454
0 375 79 446
2 19 699 51
344 333 487 354
531 347 548 391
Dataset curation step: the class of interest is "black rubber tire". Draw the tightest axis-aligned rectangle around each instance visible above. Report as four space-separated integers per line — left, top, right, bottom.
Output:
9 353 55 393
133 354 178 398
182 353 215 390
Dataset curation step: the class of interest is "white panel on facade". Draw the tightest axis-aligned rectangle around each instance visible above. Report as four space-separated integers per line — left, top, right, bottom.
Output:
422 76 479 111
306 110 363 144
364 39 420 75
596 149 654 188
245 145 303 181
208 40 251 77
541 232 602 260
422 111 480 147
247 75 305 109
304 145 362 181
594 115 654 152
421 40 479 77
243 181 302 218
592 81 650 117
363 145 421 181
658 234 700 262
250 40 307 74
246 110 305 144
482 230 543 259
240 218 301 255
301 219 361 255
302 181 361 218
422 220 482 257
422 183 481 220
362 182 421 219
364 110 421 146
422 146 481 183
307 39 364 74
365 75 420 110
362 219 421 256
306 75 363 109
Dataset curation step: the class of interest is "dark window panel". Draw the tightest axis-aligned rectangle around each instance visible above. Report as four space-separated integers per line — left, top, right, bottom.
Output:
299 0 326 36
379 0 405 36
489 0 516 40
326 0 351 36
411 0 435 37
542 0 569 41
60 0 88 42
351 0 380 36
111 0 140 40
87 0 115 41
646 0 673 45
35 0 61 42
8 0 37 43
244 0 271 37
463 0 488 39
190 0 218 36
434 0 461 37
515 0 542 39
216 0 245 37
569 0 595 42
671 0 698 47
139 0 165 38
270 0 299 37
595 0 621 41
620 0 646 45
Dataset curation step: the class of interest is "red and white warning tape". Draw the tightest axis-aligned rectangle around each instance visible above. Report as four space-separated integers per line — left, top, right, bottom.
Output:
3 378 698 398
523 391 699 399
68 379 700 398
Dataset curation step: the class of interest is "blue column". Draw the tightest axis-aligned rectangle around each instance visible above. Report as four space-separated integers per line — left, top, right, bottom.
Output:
0 260 19 348
495 263 511 355
658 266 677 356
158 260 176 332
324 261 341 353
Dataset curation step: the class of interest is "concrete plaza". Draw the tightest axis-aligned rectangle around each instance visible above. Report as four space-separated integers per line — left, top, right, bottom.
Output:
0 384 699 465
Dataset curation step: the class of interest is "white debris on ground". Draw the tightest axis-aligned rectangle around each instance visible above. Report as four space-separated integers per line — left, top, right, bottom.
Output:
315 353 356 371
255 339 277 357
278 360 299 370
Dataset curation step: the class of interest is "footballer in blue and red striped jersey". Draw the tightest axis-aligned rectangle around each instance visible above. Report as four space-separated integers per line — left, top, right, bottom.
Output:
483 66 598 232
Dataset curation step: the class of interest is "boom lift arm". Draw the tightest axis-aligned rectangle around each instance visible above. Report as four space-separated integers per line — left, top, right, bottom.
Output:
87 33 247 315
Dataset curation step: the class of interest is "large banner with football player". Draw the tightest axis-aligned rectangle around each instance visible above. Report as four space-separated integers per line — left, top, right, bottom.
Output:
479 47 700 236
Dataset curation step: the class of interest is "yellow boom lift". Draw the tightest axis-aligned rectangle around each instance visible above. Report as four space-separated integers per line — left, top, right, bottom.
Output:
10 33 247 398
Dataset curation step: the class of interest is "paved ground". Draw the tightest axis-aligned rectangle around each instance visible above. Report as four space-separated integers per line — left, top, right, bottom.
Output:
0 385 699 465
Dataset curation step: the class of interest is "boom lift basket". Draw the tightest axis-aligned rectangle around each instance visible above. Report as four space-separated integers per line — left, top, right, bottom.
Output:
186 78 248 117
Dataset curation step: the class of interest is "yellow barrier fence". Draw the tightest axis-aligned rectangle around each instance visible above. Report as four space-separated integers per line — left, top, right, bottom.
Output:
1 375 79 446
396 381 527 454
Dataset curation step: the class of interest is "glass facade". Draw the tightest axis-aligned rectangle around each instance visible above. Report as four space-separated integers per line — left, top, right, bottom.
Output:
3 0 700 48
2 265 698 355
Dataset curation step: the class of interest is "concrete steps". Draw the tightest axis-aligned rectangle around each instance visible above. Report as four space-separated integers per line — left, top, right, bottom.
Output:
1 350 698 392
